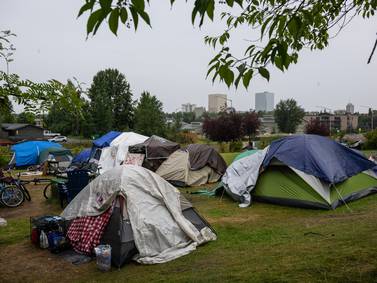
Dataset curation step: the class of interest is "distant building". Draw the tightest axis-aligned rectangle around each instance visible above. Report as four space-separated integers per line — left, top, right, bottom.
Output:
181 103 196 113
300 113 358 133
346 103 354 114
259 114 277 134
0 123 44 142
180 121 203 134
208 94 227 113
35 118 43 128
193 107 206 118
255 92 274 112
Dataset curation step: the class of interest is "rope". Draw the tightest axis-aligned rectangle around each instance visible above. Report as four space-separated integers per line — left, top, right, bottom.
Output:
332 183 353 212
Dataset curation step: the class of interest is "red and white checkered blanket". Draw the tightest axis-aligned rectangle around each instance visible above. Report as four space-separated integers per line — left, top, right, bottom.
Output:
67 207 113 255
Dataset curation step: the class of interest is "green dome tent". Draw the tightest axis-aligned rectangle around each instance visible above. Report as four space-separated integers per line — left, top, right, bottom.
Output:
38 147 73 165
222 135 377 209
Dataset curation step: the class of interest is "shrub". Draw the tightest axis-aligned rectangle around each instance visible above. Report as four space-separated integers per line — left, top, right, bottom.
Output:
363 130 377 150
229 140 243 152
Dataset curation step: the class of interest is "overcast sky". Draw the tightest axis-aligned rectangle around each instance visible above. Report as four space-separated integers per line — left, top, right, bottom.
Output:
1 0 376 113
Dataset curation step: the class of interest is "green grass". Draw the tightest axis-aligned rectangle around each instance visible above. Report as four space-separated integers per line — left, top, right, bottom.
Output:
221 152 240 165
1 150 377 282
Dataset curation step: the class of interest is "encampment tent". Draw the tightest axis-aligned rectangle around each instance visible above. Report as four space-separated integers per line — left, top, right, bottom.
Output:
38 147 73 168
71 148 91 164
10 141 62 167
128 135 180 171
97 132 148 173
61 165 216 266
156 144 226 186
222 135 377 209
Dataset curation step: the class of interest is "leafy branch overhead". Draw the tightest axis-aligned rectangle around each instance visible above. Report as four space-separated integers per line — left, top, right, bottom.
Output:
79 1 375 88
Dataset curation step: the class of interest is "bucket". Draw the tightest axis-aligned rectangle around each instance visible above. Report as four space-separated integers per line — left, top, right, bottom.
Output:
94 244 112 271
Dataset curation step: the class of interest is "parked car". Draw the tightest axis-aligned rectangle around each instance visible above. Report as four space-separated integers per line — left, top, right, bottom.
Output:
43 130 61 137
48 136 67 143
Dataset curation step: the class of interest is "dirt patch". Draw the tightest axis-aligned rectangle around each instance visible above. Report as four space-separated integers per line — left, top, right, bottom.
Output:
0 182 62 220
0 240 92 283
206 214 260 224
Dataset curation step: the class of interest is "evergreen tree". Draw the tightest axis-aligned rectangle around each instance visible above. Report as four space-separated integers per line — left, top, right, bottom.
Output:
134 91 166 136
274 99 305 133
88 69 133 134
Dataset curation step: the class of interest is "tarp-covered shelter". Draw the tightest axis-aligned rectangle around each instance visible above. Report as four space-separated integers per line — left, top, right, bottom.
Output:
90 131 122 159
97 132 148 173
184 144 227 175
156 145 226 186
10 141 62 167
61 165 216 266
71 148 91 164
222 135 377 209
128 135 180 171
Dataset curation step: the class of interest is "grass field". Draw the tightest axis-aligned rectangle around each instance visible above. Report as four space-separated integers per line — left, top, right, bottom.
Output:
1 152 377 282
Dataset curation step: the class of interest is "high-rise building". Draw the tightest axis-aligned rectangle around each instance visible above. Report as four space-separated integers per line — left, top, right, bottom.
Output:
255 91 274 112
346 103 354 114
193 106 206 118
208 94 227 113
181 103 196 113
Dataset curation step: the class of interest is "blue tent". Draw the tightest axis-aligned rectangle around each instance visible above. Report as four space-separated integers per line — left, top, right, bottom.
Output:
93 131 121 148
11 141 62 167
72 148 91 164
262 134 376 184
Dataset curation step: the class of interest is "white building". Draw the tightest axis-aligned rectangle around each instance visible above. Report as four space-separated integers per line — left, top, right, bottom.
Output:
346 103 354 114
181 103 196 113
208 94 227 113
255 92 274 112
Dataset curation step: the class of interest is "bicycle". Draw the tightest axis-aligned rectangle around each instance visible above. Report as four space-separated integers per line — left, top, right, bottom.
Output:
0 169 32 203
0 182 24 207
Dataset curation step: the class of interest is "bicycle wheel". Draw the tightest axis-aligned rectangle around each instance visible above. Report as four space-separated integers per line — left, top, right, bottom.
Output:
1 185 24 207
43 183 52 199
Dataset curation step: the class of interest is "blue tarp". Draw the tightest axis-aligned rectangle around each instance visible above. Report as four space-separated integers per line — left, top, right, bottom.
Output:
262 134 376 184
72 148 91 164
11 141 62 167
92 131 121 148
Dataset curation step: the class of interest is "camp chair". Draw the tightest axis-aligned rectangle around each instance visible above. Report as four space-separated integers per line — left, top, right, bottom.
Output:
66 170 90 203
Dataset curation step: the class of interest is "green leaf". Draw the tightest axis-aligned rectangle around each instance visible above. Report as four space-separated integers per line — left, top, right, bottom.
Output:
109 8 119 35
219 65 234 88
87 9 102 34
242 69 253 89
139 10 151 26
130 7 139 30
258 67 270 81
206 0 215 21
132 0 145 11
120 8 128 24
226 0 234 7
78 0 95 18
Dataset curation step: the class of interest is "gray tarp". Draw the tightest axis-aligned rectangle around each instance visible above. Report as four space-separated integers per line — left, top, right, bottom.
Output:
156 150 221 186
221 147 269 207
61 165 216 264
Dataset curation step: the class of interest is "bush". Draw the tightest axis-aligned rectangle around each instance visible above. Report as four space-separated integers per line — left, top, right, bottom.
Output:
229 140 243 152
258 135 287 149
0 146 12 167
363 130 377 150
175 132 198 145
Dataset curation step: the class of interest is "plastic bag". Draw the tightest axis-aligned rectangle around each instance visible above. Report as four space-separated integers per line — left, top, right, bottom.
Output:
94 245 112 271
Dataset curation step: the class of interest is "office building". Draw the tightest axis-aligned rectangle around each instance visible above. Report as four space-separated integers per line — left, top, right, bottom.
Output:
208 94 227 113
346 103 354 114
181 103 196 113
255 91 274 112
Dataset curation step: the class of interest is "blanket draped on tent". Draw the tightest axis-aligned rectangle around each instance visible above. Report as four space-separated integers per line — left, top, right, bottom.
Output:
61 165 216 264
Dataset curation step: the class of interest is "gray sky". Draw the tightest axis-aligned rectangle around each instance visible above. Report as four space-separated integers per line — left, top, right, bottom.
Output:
1 0 376 113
